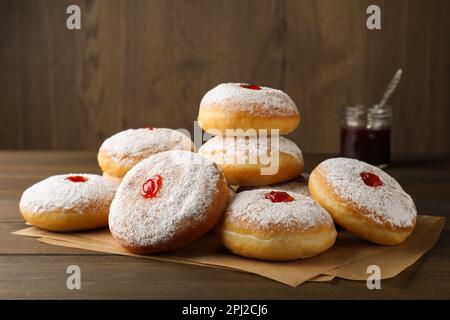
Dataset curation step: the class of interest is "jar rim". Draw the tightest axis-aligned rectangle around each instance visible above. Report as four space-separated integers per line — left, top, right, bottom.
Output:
341 104 392 117
341 104 392 128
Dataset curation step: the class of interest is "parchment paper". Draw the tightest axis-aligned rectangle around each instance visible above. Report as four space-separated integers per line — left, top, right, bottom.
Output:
13 215 444 287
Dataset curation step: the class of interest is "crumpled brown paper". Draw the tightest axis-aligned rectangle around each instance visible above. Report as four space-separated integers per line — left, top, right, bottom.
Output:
13 215 444 287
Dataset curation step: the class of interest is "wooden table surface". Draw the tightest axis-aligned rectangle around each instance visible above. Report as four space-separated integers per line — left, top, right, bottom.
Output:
1 151 449 299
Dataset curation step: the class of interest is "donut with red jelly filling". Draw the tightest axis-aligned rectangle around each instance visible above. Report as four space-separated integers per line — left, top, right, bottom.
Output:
98 127 195 180
109 150 229 254
19 174 118 232
219 189 336 261
198 83 300 135
309 157 417 245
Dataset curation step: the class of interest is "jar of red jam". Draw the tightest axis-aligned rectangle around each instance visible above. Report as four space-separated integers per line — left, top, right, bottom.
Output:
340 105 392 168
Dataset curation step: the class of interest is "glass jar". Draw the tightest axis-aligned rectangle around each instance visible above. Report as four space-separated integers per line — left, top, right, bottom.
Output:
340 105 392 167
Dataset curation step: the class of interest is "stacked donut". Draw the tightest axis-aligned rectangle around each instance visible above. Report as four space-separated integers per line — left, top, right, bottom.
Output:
198 83 303 187
98 127 195 181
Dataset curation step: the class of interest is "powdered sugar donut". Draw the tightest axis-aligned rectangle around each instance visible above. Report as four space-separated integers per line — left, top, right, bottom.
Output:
309 158 417 245
19 174 118 232
98 128 195 179
198 83 300 135
219 189 336 261
238 173 309 195
198 135 304 186
109 150 229 254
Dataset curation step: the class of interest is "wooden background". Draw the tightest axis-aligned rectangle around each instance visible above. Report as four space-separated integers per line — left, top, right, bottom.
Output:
0 0 449 154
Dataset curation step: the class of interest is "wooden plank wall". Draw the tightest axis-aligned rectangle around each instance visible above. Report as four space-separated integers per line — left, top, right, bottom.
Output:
0 0 449 154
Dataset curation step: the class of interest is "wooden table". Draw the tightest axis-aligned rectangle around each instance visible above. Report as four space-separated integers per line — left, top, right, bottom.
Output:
1 151 449 299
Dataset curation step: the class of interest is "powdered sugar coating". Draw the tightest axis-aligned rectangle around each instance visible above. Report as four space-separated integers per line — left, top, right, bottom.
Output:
319 158 417 228
108 150 224 247
200 83 299 117
239 174 310 195
198 135 303 164
99 128 194 167
225 189 334 232
19 174 118 214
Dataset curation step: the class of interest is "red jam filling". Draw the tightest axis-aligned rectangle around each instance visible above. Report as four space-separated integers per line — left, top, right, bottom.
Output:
360 172 383 187
66 175 88 183
141 174 163 199
240 84 262 90
265 191 294 203
146 126 156 131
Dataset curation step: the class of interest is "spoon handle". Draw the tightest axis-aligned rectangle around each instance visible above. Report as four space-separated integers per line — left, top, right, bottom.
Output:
378 69 402 108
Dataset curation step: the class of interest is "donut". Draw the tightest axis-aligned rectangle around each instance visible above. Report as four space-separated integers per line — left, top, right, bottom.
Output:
19 174 118 232
102 172 123 183
98 128 195 179
198 83 300 135
198 135 304 186
219 189 337 261
109 150 229 254
309 158 417 245
238 173 309 195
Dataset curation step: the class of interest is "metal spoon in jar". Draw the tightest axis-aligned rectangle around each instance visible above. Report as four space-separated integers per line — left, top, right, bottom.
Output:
376 69 403 109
